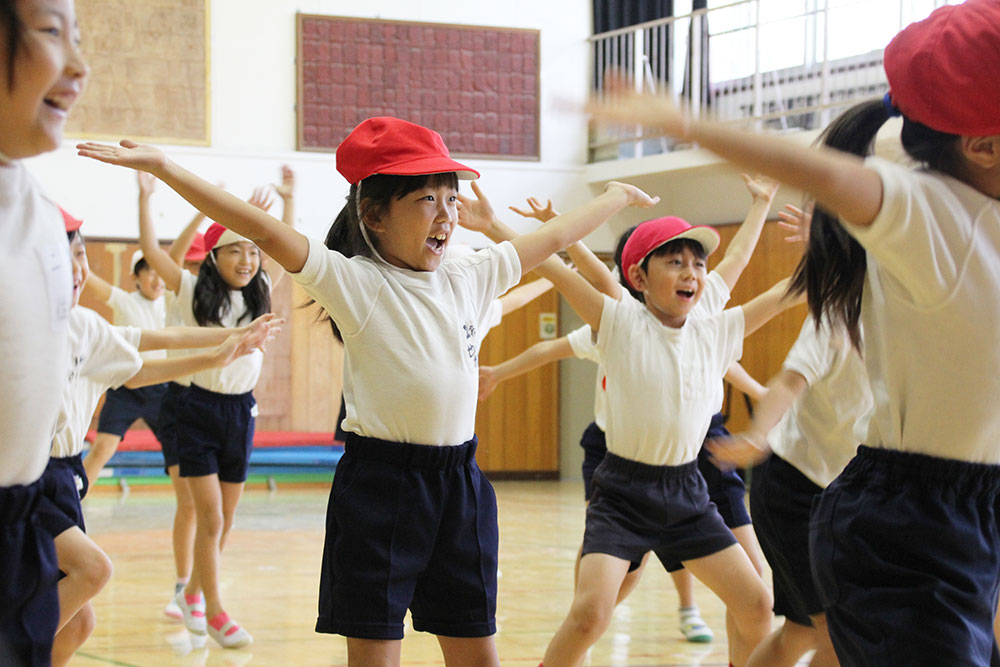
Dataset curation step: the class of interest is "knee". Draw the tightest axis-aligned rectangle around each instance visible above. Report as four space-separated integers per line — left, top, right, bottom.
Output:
60 604 97 648
80 549 113 596
566 600 613 641
195 505 224 536
735 585 774 630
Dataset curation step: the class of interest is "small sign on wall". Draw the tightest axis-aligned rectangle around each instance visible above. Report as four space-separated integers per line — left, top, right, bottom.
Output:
539 313 557 340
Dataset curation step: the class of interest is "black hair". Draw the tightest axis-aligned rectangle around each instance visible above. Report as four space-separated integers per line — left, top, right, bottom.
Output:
637 237 707 291
1 0 22 91
613 225 641 300
133 257 149 275
192 247 270 327
313 171 460 342
787 98 960 350
67 229 83 244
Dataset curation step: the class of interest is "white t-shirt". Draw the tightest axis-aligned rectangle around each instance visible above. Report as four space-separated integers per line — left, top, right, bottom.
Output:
566 271 731 432
292 237 521 446
174 270 263 395
107 286 166 361
769 315 872 487
0 162 72 486
597 293 745 466
843 157 1000 464
51 308 142 458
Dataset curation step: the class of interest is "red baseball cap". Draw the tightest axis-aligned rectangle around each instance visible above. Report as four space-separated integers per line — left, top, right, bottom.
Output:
335 117 479 185
60 207 83 233
203 222 253 251
620 216 720 290
184 232 208 263
884 0 1000 136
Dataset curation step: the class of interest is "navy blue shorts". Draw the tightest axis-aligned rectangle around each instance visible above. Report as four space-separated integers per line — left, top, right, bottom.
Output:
176 384 255 483
96 383 168 442
0 480 60 667
36 454 89 538
156 382 188 471
317 433 498 640
810 445 1000 667
751 453 822 626
583 452 737 570
699 413 750 529
579 422 607 501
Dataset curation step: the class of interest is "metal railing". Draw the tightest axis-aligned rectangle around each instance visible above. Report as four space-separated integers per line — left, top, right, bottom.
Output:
588 0 956 163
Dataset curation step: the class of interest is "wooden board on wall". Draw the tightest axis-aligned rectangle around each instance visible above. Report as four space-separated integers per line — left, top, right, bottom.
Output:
67 0 210 145
296 14 540 159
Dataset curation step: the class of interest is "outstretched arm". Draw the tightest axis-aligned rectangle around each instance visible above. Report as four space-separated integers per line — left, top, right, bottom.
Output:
77 141 310 272
724 360 765 402
708 368 808 468
498 277 553 316
167 211 206 266
740 277 804 337
81 271 113 305
135 172 184 293
135 314 281 351
124 318 279 388
712 174 778 291
264 164 296 288
479 337 574 400
587 81 883 226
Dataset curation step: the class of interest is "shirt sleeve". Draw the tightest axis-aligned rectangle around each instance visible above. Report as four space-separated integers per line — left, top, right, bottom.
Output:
106 285 127 311
840 157 977 307
114 325 143 350
781 315 836 387
79 311 143 390
566 324 600 363
447 241 523 330
692 270 731 317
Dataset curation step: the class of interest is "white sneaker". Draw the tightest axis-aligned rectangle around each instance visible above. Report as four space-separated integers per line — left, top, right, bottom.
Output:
207 614 253 649
164 594 184 621
679 609 713 643
175 591 207 635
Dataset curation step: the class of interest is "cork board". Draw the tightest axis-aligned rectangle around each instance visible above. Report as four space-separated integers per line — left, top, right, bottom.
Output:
66 0 210 145
297 15 540 160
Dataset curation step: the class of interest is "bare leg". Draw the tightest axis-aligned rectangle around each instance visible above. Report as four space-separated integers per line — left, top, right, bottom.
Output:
746 618 817 667
683 544 772 667
670 569 695 608
345 637 402 667
437 635 500 667
185 474 225 618
54 528 113 631
82 432 122 485
543 553 631 667
51 602 96 667
808 613 840 667
168 465 196 584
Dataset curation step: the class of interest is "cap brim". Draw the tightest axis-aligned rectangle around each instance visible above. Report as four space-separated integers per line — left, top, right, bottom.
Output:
374 155 479 180
641 226 721 263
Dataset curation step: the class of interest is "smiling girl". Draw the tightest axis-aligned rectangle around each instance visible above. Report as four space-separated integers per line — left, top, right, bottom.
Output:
0 0 87 663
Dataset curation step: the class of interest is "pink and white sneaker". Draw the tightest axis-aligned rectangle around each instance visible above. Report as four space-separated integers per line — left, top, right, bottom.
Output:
175 591 207 635
207 611 253 649
164 593 183 621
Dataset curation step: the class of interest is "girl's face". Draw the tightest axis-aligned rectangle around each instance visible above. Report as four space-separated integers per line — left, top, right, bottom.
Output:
69 233 88 307
134 266 164 301
213 241 260 289
368 182 458 272
0 0 88 160
630 245 707 328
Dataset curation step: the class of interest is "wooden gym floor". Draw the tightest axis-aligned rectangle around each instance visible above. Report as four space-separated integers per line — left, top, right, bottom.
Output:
70 479 788 666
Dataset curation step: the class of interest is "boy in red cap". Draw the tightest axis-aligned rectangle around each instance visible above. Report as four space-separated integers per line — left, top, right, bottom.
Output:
588 1 1000 664
77 117 657 665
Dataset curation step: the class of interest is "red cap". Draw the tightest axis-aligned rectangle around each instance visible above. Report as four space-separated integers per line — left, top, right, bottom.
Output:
884 0 1000 136
184 233 208 263
335 117 479 185
203 222 253 251
620 217 720 290
60 207 83 233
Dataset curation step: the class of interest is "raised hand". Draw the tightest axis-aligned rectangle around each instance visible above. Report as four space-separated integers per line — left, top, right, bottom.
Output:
77 139 169 174
274 164 295 200
137 171 156 198
478 366 501 401
777 202 813 245
586 71 691 139
742 173 779 204
604 181 660 208
247 186 276 213
457 181 500 234
509 197 558 223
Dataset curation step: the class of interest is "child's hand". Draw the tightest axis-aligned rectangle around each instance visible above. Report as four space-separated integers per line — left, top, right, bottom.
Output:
247 186 276 212
478 366 500 401
77 140 169 174
227 313 284 361
706 430 770 470
137 172 156 198
742 174 779 204
509 197 558 223
586 71 691 139
777 202 813 245
604 181 660 208
274 165 295 200
457 181 500 234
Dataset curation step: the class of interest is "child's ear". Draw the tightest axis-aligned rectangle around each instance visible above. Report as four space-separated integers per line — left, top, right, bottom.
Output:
626 264 646 291
960 135 1000 169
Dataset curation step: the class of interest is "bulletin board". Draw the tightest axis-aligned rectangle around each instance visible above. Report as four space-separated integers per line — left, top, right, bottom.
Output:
296 14 540 160
66 0 211 145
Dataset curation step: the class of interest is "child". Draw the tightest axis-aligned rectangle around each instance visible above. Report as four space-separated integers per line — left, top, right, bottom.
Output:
43 209 277 666
77 115 657 665
0 1 87 663
589 2 1000 663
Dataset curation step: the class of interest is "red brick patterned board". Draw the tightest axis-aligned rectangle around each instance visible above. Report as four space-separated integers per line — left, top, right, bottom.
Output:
297 15 540 159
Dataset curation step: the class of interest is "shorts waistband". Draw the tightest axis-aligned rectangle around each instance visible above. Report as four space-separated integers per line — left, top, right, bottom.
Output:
602 451 698 482
0 479 44 523
344 433 478 469
845 445 1000 496
47 454 83 468
188 383 254 403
